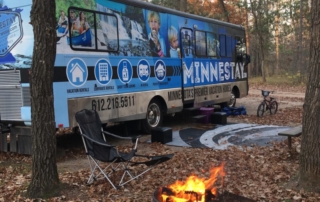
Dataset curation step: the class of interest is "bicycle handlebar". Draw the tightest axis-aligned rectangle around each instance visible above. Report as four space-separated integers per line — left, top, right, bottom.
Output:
258 89 275 97
258 89 275 94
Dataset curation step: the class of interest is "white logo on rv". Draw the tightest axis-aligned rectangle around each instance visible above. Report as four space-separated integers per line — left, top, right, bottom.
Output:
183 61 247 84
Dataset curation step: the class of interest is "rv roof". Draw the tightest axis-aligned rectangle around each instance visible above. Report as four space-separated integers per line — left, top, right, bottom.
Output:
110 0 244 30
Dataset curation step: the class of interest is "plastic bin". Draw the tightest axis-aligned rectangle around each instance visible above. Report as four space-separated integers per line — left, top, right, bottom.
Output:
200 107 214 123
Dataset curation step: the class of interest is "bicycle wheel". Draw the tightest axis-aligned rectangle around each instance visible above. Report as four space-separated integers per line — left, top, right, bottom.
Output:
257 102 266 117
269 101 278 115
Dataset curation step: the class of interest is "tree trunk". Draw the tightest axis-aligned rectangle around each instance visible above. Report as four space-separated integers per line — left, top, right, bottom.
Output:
249 0 266 82
259 35 266 82
299 0 320 189
218 0 229 22
298 0 303 82
254 51 259 77
180 0 187 12
261 60 266 82
275 0 279 75
26 0 60 198
245 4 250 78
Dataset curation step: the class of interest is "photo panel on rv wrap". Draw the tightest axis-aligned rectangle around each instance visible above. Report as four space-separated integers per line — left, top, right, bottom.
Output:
0 1 33 69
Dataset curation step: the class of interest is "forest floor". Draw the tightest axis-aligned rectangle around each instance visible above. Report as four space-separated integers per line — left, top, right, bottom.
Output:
1 80 318 202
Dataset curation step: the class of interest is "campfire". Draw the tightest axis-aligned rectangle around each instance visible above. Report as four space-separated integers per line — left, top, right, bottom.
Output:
154 163 225 202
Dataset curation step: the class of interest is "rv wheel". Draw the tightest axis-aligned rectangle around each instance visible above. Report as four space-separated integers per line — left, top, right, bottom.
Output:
221 91 236 108
227 91 236 107
141 100 163 134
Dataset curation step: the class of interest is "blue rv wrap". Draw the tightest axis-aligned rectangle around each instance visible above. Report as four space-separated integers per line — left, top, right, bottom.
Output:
0 0 249 132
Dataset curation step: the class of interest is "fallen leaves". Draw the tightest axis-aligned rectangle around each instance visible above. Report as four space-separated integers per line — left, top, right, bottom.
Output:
0 84 318 201
229 107 303 127
0 137 313 201
249 83 306 94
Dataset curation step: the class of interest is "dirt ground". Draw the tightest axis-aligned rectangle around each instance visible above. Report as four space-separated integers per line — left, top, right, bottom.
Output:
56 88 305 173
232 89 304 116
0 85 308 201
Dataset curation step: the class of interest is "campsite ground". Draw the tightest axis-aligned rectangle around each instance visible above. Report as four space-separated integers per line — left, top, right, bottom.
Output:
1 78 315 201
56 81 306 172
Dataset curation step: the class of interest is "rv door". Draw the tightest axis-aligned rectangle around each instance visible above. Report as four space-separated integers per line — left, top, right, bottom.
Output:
180 28 195 104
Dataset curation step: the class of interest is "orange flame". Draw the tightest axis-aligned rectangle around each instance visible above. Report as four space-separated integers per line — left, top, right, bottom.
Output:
162 163 225 202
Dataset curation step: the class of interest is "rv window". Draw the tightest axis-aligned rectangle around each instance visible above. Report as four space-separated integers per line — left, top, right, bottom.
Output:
235 36 246 62
226 35 232 57
180 28 194 58
206 32 218 57
219 34 226 57
94 13 119 52
195 30 206 56
68 9 96 50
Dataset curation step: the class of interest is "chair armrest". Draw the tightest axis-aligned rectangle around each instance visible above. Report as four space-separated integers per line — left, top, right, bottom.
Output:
80 133 115 147
102 130 141 140
102 130 141 149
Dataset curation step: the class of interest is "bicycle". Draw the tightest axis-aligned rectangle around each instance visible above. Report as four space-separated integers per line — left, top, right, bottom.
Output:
257 89 278 117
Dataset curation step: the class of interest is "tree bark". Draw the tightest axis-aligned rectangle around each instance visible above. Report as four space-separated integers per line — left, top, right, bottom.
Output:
180 0 187 12
250 0 266 82
218 0 229 22
245 3 251 78
298 0 303 82
275 0 279 75
299 0 320 189
26 0 60 198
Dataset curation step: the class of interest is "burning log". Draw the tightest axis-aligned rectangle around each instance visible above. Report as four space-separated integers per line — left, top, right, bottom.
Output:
205 189 217 202
184 190 200 201
155 187 217 202
154 163 225 202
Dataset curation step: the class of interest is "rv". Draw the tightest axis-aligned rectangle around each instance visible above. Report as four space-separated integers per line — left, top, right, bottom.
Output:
0 0 249 134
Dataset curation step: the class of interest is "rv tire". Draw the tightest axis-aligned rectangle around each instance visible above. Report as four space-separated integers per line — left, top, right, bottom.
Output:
141 100 163 134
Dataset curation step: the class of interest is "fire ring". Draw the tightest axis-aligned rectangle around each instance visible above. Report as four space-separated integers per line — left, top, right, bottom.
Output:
153 187 257 202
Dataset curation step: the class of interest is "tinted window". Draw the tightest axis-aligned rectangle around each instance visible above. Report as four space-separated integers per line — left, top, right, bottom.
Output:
68 8 119 52
94 13 119 51
206 32 218 57
69 9 96 50
195 31 206 56
235 36 246 62
180 28 194 58
226 35 232 57
219 35 226 57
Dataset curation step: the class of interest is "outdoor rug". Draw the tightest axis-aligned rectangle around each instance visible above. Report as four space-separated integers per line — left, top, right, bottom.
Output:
163 123 291 150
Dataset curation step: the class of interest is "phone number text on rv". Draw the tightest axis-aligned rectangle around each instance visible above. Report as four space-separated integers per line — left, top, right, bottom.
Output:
92 95 135 111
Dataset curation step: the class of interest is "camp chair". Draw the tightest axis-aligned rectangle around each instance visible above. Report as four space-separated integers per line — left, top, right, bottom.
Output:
75 109 174 189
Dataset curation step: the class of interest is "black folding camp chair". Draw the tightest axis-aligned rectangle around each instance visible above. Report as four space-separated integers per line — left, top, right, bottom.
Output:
75 109 174 189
